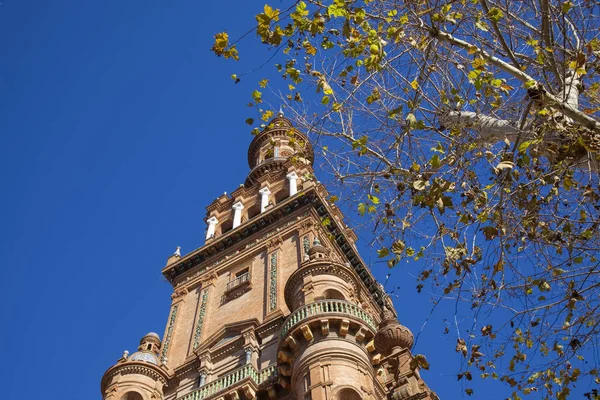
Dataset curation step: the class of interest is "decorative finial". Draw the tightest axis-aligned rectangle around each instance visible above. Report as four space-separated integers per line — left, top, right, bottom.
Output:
174 246 181 257
122 350 129 359
278 106 284 117
313 237 321 246
161 356 168 366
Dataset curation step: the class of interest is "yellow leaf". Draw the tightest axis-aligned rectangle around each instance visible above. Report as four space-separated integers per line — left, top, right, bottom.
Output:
410 79 419 90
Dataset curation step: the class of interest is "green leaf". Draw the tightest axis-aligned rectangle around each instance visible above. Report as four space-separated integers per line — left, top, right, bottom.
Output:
392 240 405 254
487 7 504 22
368 194 380 204
245 118 254 125
377 247 389 258
366 88 380 104
409 354 430 370
252 89 263 103
358 202 366 216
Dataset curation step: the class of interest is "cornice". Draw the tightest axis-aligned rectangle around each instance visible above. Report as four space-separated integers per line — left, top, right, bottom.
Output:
101 361 170 393
163 186 386 309
163 193 315 284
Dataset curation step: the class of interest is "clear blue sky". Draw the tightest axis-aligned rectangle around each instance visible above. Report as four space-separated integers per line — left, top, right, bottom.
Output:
0 1 548 399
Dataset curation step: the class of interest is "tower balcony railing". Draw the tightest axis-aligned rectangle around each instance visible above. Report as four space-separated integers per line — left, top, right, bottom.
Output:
280 299 377 338
179 364 277 400
225 272 251 292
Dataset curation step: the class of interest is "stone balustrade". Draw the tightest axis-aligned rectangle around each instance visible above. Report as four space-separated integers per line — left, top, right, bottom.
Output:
178 364 277 400
280 299 377 338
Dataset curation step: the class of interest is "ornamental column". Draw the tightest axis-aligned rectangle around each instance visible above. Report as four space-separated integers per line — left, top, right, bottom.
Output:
205 216 218 240
258 187 271 213
286 171 298 196
232 202 244 228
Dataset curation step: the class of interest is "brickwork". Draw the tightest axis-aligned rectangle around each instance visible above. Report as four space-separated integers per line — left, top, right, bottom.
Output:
101 114 437 400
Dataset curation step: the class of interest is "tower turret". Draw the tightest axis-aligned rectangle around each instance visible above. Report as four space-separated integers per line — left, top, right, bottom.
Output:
245 112 314 186
100 333 169 400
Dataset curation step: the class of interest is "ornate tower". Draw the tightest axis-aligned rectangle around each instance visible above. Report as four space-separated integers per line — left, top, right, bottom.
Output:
101 113 438 400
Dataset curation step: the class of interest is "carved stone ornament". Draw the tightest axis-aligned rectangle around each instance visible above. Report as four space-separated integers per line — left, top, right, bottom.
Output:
200 272 218 287
171 287 189 300
374 308 414 356
298 219 314 235
266 236 283 251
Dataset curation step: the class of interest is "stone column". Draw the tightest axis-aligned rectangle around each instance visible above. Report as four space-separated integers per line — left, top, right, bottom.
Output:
286 171 299 196
259 187 271 213
205 216 219 241
232 202 244 229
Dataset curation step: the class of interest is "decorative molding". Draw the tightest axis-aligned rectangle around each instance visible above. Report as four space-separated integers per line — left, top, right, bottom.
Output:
171 287 188 301
103 363 168 387
192 289 210 349
162 304 179 360
164 186 386 309
200 271 218 287
266 236 283 252
268 251 278 312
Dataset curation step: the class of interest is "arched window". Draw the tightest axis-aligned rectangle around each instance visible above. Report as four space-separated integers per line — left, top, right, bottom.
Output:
121 392 143 400
335 388 362 400
322 289 346 301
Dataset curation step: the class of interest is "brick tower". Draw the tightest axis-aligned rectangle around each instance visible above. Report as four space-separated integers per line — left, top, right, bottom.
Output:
101 113 438 400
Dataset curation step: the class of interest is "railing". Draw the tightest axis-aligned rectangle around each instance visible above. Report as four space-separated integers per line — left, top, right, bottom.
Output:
280 299 377 337
179 364 277 400
226 272 251 292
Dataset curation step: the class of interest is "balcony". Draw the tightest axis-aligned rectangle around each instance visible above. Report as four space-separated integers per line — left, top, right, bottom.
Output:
280 299 377 338
225 272 251 293
179 364 277 400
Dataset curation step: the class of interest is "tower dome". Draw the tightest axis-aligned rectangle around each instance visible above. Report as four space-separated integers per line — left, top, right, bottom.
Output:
128 351 159 365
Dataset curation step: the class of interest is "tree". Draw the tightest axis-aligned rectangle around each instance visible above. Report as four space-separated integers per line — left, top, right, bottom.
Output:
212 1 600 398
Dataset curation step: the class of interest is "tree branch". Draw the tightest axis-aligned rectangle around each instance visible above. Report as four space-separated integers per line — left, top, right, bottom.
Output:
431 29 600 136
439 111 521 141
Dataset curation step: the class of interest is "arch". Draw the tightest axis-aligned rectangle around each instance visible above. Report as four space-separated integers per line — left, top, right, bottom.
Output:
121 392 144 400
322 288 346 301
334 387 362 400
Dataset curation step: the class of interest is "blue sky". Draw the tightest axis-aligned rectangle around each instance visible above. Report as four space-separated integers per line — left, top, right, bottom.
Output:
0 1 552 399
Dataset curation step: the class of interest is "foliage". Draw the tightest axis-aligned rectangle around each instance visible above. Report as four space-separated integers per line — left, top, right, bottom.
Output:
213 0 600 397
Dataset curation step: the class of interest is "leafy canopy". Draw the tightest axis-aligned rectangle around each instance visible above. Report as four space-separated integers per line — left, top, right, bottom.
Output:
213 0 600 398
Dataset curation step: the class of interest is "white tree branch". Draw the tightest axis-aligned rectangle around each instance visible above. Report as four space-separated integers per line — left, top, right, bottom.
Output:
439 111 520 141
431 30 600 136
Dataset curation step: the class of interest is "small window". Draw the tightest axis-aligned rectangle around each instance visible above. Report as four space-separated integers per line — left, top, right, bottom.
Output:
121 392 143 400
146 344 152 351
225 268 251 293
